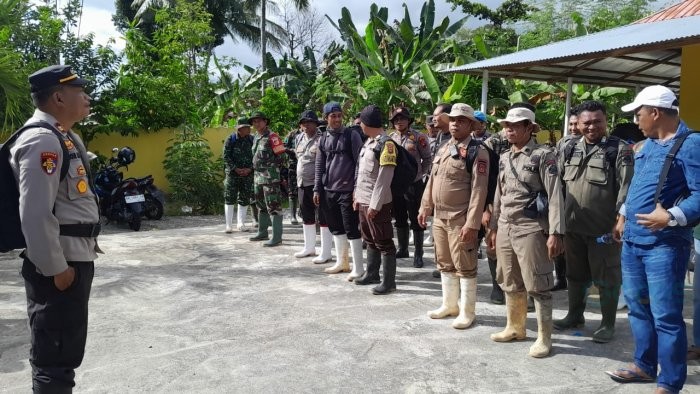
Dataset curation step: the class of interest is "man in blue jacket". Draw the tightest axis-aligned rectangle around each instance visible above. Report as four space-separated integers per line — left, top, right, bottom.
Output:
606 85 699 394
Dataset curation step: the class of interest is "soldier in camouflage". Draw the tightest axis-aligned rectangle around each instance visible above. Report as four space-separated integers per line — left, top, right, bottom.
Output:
284 128 301 225
248 111 286 246
223 117 254 233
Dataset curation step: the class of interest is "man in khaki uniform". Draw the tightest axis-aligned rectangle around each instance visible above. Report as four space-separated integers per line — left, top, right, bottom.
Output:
487 107 564 358
418 103 490 329
554 101 634 343
354 105 398 294
389 106 432 267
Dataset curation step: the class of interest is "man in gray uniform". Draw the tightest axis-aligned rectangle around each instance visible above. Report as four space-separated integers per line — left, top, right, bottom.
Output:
354 105 397 294
389 106 431 267
8 65 101 392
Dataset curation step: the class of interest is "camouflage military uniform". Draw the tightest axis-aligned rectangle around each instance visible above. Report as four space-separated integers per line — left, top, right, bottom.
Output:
223 132 254 205
284 129 300 199
252 128 286 215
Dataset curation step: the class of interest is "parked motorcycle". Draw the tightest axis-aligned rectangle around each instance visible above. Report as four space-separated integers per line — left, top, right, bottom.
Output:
92 147 163 231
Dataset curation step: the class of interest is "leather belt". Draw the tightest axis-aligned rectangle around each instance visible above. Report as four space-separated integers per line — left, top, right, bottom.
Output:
59 223 101 238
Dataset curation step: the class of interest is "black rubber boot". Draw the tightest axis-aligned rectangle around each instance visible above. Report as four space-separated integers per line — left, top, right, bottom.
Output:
488 257 504 305
551 254 567 291
413 230 424 268
593 285 619 343
355 247 381 285
395 227 409 258
553 281 589 330
373 254 397 295
432 269 441 279
527 296 535 313
289 197 299 225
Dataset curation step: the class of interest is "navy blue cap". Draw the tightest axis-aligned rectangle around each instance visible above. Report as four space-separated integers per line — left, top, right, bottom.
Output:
323 102 342 115
29 65 88 93
298 110 320 124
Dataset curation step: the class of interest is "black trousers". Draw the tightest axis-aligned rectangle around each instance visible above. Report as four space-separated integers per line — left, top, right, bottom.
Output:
392 180 425 230
298 185 326 225
22 257 94 393
321 190 361 240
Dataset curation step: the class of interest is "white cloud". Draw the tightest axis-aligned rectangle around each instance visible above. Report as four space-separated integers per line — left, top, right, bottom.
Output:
79 5 125 51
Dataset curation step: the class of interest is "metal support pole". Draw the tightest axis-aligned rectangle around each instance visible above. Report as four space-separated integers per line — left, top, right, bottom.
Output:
260 0 266 95
481 70 488 113
564 77 573 137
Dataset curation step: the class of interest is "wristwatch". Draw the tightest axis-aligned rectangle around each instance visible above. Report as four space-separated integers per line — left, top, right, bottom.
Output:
667 212 678 227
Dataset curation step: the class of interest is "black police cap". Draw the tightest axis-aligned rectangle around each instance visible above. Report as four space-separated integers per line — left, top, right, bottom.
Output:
29 65 88 93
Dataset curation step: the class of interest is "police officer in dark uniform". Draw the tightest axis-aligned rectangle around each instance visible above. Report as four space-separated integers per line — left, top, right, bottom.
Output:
284 128 300 225
8 65 101 392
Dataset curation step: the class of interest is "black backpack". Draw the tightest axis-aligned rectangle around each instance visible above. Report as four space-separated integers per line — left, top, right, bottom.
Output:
0 122 69 252
372 135 418 198
465 139 499 205
654 130 699 228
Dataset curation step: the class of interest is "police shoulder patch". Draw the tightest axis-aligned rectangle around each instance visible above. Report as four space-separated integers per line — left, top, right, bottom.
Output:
269 133 286 155
40 152 59 175
380 141 397 166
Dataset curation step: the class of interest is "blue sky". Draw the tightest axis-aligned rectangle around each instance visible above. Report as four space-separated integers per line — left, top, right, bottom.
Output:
73 0 506 69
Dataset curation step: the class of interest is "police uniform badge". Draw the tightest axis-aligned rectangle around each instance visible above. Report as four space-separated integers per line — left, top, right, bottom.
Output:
418 135 428 148
77 165 86 176
380 141 397 166
459 146 467 159
77 179 88 194
64 139 75 150
41 152 58 175
477 159 487 175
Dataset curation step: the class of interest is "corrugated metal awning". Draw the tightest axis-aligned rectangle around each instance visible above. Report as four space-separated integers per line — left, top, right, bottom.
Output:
443 15 700 89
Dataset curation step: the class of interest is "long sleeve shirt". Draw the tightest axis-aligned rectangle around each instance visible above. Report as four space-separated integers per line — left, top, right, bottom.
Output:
354 132 395 210
314 126 363 193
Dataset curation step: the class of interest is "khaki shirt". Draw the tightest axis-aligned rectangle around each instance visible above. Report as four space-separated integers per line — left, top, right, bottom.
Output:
9 109 100 276
354 132 395 210
389 129 432 181
490 138 564 237
421 135 490 230
295 131 321 187
560 136 634 236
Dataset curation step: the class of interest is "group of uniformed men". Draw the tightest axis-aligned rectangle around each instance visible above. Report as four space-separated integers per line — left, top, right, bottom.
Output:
222 95 641 360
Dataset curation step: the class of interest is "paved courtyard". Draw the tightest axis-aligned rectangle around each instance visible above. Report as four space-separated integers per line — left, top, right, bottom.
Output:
1 215 699 393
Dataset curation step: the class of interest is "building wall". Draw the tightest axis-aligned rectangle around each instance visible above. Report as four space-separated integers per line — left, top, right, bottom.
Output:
681 44 700 129
86 127 233 193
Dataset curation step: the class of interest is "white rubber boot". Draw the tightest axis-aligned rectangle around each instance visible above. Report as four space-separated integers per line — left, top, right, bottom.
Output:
346 238 365 281
452 277 477 329
295 224 317 258
424 222 434 247
427 272 460 319
224 204 234 233
325 234 350 274
312 226 333 264
236 204 249 232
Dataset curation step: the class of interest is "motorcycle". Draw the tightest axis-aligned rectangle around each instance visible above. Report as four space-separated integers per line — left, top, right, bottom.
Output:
92 147 163 231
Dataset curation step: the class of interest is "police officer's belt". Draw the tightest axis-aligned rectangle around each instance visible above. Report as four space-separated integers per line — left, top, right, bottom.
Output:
59 223 101 237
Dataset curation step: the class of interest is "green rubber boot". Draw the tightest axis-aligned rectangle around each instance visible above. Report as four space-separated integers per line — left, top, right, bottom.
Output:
553 281 588 330
263 214 283 247
592 285 619 343
249 212 270 241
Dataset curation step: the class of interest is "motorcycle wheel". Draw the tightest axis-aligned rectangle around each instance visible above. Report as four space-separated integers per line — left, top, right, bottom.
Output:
128 216 141 231
144 195 164 220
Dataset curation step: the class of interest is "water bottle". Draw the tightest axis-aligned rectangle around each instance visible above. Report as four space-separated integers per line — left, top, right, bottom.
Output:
596 233 613 244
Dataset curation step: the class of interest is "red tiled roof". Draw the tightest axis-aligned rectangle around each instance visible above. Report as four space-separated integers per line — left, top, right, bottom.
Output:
636 0 700 23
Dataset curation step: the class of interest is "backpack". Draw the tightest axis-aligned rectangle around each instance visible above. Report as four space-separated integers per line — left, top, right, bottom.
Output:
654 130 699 228
465 139 499 205
0 122 70 252
372 135 418 198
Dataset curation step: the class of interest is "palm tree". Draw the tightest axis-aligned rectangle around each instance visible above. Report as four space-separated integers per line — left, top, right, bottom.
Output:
128 0 308 51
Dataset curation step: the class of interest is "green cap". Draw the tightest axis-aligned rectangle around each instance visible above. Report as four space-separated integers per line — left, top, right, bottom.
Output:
236 117 251 129
249 111 268 122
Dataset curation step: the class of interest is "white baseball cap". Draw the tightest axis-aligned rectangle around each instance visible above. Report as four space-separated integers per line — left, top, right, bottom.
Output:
621 85 679 112
498 107 537 125
447 103 477 121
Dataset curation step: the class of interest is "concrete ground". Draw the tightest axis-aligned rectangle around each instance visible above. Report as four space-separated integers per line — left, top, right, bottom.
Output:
1 215 699 393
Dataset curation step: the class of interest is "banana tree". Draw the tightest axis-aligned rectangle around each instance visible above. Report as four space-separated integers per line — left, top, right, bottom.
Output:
326 0 467 106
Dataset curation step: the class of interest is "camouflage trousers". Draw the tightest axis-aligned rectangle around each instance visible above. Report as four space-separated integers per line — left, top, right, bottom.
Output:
287 168 298 200
254 182 283 216
224 174 254 205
